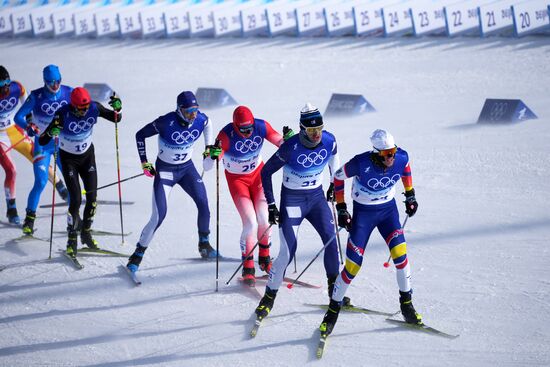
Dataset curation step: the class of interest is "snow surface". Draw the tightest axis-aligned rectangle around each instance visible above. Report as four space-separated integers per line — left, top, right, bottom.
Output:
1 36 550 367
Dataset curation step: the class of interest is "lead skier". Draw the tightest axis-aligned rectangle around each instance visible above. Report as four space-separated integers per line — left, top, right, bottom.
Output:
319 129 422 338
127 91 216 273
14 64 71 234
254 103 341 321
209 105 293 285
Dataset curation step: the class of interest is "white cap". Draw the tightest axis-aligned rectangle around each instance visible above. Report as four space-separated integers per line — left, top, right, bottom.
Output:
370 129 396 150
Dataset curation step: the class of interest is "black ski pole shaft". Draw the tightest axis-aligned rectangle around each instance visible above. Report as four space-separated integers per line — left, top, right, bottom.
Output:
114 119 125 245
215 157 219 292
225 224 273 285
383 215 409 268
81 173 144 194
287 227 344 289
331 199 344 264
48 137 59 260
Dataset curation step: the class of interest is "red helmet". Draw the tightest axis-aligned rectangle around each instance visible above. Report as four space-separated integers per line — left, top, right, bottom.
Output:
233 106 254 130
70 87 91 108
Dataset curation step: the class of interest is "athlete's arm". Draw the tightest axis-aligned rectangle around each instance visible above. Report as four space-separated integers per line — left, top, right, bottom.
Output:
135 120 159 163
14 93 36 129
203 118 214 146
38 113 63 146
264 120 284 147
333 155 360 204
96 102 122 123
401 162 413 192
261 146 287 204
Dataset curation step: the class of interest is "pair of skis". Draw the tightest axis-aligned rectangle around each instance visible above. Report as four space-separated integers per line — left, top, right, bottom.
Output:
60 247 130 270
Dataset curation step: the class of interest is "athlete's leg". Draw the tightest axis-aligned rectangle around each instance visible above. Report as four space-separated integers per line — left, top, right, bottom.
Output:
26 143 52 212
0 141 16 202
250 168 272 271
75 147 99 248
60 150 83 232
178 164 210 237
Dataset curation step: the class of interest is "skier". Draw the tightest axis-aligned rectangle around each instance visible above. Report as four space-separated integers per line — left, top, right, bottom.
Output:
209 105 294 285
319 129 421 338
255 103 341 321
14 64 71 234
127 91 216 273
38 87 122 257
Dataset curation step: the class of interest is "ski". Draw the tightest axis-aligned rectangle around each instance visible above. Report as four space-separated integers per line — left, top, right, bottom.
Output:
255 274 321 289
181 256 241 263
39 199 135 208
61 251 84 270
306 303 396 317
78 247 130 257
250 317 263 338
120 265 142 286
53 229 132 236
385 318 459 339
317 334 328 359
14 234 49 243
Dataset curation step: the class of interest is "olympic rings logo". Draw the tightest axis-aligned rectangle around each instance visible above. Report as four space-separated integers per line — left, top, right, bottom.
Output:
41 100 68 116
489 102 508 120
68 117 94 134
296 149 328 168
367 174 401 190
0 97 17 112
235 136 262 153
171 129 200 144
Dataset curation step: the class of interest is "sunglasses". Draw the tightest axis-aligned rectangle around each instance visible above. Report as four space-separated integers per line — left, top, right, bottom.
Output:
239 125 254 134
76 104 90 113
0 79 11 87
181 106 198 114
46 79 61 87
304 125 323 134
377 146 397 157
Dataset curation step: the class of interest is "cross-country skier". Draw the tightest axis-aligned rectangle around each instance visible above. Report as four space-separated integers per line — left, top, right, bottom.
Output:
319 129 422 338
254 103 341 321
14 64 71 234
209 105 294 285
127 91 216 273
39 87 122 258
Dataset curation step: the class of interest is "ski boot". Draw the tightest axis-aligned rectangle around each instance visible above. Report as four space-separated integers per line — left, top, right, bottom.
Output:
258 243 272 273
66 230 78 258
80 228 99 250
6 199 20 225
255 287 277 320
22 209 36 235
198 232 218 259
399 290 423 325
242 266 256 287
127 244 147 273
319 299 342 337
56 180 69 201
327 274 351 306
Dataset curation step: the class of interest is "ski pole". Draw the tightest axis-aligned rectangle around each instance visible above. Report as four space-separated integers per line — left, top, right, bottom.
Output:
113 109 125 245
3 136 27 154
287 227 344 289
383 215 409 268
48 136 59 260
215 152 220 292
81 173 144 194
225 224 273 285
330 199 344 265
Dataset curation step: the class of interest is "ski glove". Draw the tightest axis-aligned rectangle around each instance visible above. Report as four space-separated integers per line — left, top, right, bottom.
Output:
109 94 122 112
326 182 335 202
282 126 295 141
204 144 222 160
142 162 156 178
268 203 280 225
26 122 39 137
404 189 418 217
336 202 352 231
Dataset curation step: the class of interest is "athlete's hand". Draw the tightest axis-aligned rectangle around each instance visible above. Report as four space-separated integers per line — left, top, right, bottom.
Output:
404 189 418 217
142 162 156 178
326 182 335 202
282 126 295 141
109 93 122 112
336 202 352 231
268 203 280 225
26 122 39 137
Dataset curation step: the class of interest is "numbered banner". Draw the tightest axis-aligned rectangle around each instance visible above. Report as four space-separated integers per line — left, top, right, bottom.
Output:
324 1 355 35
164 2 190 37
140 3 166 37
73 4 98 37
213 3 243 37
382 0 413 36
53 4 80 37
10 3 33 35
296 2 326 36
477 99 537 124
353 0 390 36
188 2 215 37
265 2 299 36
240 1 269 36
479 0 516 36
94 4 120 37
118 3 143 36
195 87 237 109
410 0 452 36
324 93 376 117
0 2 14 35
444 0 492 36
512 0 550 36
30 3 57 36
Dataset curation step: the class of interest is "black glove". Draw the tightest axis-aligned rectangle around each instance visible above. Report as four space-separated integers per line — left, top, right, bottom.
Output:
282 126 295 141
109 93 122 112
268 203 280 225
326 182 334 202
336 202 352 231
404 189 418 217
